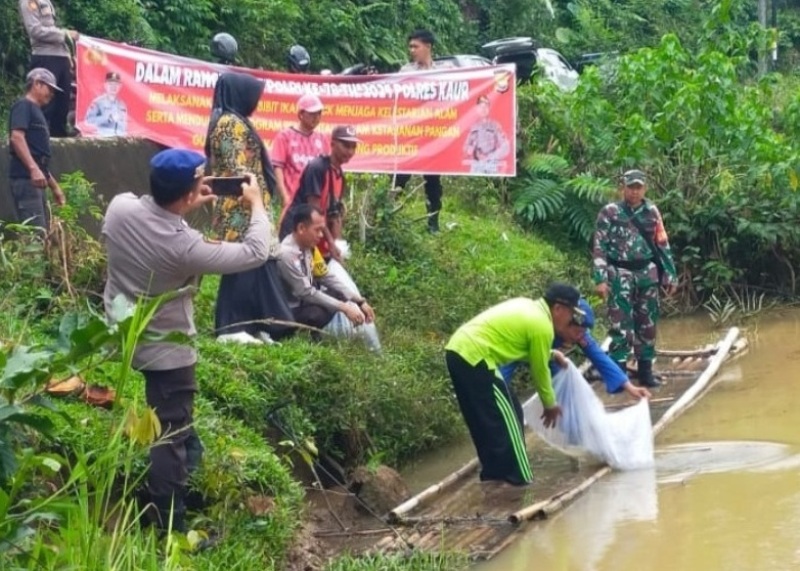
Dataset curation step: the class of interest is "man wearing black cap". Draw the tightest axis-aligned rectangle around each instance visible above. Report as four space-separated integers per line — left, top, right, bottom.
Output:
280 124 360 262
499 297 651 401
592 169 678 388
444 284 586 486
85 71 128 137
103 149 272 533
7 68 66 232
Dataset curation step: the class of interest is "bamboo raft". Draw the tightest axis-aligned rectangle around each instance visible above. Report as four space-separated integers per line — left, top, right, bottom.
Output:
316 327 748 560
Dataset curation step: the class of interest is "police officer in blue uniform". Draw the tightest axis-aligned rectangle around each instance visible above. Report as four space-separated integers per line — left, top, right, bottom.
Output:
85 71 128 137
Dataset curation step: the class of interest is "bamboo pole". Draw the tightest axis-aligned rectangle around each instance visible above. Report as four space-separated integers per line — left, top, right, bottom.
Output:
653 327 739 435
387 458 480 523
509 466 612 524
655 345 716 357
509 327 740 525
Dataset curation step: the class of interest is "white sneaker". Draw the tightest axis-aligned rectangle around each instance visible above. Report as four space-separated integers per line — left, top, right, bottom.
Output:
257 332 280 346
217 332 263 345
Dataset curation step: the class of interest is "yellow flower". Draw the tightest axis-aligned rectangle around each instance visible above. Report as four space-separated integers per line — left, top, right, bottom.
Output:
225 229 240 242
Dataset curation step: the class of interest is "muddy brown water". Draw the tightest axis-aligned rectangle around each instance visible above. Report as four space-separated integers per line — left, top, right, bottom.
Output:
401 310 800 571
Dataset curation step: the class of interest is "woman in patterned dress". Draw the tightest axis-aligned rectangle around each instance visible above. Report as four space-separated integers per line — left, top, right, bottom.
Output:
204 72 294 343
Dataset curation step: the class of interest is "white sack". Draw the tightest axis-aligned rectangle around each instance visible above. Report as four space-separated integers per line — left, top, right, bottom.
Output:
523 361 654 470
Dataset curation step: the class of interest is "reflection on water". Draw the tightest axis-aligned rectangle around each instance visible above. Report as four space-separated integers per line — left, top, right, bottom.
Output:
475 309 800 571
509 470 658 571
656 441 794 484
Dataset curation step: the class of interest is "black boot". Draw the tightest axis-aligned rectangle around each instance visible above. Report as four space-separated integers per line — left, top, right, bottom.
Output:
637 359 661 388
151 493 187 533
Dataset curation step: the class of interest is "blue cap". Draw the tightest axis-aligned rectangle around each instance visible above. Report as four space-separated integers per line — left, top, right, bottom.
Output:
577 298 594 329
150 149 205 189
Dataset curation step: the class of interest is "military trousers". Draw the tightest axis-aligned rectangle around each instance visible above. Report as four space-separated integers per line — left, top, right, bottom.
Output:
606 262 660 362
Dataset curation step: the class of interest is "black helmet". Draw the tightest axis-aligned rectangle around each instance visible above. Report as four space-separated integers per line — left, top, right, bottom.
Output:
211 33 238 64
288 44 310 73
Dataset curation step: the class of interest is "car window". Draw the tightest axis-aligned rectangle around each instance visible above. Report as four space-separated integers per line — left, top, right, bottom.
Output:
537 49 571 73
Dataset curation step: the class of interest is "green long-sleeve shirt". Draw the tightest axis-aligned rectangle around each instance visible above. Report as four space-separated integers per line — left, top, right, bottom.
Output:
445 297 557 407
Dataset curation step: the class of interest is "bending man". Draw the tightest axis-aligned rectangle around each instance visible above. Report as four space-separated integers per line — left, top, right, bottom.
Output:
445 283 587 486
499 298 651 400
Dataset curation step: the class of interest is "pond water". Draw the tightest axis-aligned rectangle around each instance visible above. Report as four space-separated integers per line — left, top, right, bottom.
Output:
404 310 800 571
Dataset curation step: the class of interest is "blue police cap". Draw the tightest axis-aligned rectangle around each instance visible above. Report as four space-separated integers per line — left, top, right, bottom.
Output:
150 149 205 190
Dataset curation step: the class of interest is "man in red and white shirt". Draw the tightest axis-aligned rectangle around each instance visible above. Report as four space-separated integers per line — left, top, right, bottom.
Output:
278 125 358 262
273 93 330 220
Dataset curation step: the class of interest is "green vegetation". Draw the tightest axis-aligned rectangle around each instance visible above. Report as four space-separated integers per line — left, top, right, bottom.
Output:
0 171 584 570
512 0 800 307
5 0 800 567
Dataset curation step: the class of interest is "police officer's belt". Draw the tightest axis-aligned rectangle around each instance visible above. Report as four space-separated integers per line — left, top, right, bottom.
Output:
609 258 653 271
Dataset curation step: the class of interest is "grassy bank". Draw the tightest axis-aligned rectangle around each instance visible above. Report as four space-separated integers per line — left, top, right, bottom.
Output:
0 175 589 569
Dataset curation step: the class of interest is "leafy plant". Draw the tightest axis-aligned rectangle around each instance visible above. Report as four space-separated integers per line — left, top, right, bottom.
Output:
512 153 613 243
514 2 800 304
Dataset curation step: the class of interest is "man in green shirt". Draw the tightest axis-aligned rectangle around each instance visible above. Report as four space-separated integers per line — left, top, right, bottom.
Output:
445 283 583 486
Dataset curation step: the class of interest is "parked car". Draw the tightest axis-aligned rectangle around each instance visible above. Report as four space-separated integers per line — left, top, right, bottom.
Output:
483 37 578 91
433 37 579 91
433 54 492 68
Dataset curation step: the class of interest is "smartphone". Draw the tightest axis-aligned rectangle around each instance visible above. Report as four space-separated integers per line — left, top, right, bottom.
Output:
209 176 247 196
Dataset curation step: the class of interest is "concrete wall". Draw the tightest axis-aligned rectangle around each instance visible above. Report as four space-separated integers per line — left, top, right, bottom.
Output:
1 137 165 224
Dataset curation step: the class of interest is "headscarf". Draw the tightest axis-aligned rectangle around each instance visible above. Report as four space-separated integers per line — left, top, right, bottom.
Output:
204 71 276 195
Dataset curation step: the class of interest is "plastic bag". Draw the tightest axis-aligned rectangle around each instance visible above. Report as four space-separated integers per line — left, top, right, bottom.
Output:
523 361 653 470
326 257 361 297
322 310 382 353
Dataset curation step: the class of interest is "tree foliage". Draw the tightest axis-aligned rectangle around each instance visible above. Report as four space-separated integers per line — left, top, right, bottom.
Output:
514 0 800 301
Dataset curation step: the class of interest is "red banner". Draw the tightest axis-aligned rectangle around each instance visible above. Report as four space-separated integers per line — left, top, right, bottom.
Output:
75 37 516 177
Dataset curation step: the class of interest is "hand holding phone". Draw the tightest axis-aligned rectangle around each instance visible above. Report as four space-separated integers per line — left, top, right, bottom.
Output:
209 176 247 196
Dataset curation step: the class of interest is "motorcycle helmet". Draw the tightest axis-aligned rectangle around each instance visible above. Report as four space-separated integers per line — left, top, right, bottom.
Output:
211 33 238 64
288 44 311 73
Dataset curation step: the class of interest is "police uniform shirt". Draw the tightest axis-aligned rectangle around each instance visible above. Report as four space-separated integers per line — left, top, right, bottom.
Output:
102 193 271 370
19 0 69 57
276 233 358 311
464 119 510 161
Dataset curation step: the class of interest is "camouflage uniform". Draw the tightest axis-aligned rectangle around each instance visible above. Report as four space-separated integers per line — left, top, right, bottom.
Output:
464 118 510 174
592 199 677 362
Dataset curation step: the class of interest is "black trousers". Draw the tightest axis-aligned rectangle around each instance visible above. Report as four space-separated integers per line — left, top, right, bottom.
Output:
292 304 335 330
30 54 72 137
215 260 295 340
445 351 532 485
395 174 442 229
142 365 203 500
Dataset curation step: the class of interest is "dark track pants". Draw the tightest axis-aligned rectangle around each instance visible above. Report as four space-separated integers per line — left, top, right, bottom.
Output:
445 350 532 485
